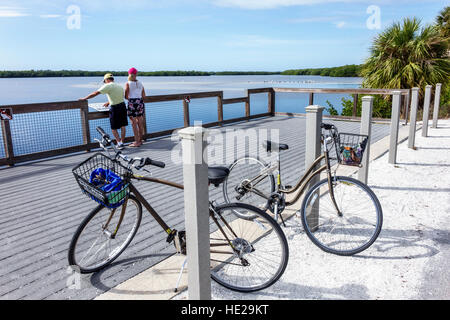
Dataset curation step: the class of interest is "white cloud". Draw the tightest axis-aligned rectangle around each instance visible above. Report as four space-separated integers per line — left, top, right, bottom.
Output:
287 16 336 23
39 14 62 18
224 35 302 47
336 21 346 28
0 7 30 17
212 0 365 10
223 34 356 47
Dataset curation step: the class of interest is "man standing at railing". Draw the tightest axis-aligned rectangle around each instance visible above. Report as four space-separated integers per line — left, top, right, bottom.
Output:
79 73 128 149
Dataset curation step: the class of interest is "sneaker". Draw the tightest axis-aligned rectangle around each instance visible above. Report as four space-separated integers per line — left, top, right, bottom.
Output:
117 142 124 150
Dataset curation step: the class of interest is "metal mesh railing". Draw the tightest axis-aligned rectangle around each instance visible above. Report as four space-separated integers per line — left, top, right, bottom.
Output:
188 97 218 125
9 110 84 156
249 93 269 115
275 91 365 116
275 92 309 114
89 117 135 143
0 127 5 159
223 102 246 120
146 100 184 133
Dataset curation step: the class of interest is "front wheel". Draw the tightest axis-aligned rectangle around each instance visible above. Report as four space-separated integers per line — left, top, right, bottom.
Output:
301 176 382 256
209 203 289 292
68 195 142 273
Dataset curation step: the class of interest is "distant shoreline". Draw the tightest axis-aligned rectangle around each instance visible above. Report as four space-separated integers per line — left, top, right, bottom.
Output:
0 65 362 78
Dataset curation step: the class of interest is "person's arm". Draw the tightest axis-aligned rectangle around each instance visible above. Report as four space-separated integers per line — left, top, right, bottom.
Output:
125 82 130 100
141 86 146 100
79 91 100 101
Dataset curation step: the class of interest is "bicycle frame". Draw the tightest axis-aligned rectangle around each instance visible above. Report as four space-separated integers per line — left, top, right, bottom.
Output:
243 138 341 213
115 173 239 257
129 175 184 237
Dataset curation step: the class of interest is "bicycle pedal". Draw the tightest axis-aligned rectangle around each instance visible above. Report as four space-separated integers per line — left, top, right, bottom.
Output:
166 229 177 244
177 231 187 255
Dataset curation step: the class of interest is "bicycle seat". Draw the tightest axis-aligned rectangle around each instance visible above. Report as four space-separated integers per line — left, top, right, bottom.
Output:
208 166 230 187
263 140 289 152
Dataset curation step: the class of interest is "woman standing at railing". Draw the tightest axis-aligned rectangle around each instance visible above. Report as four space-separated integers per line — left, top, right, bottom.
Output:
125 67 146 148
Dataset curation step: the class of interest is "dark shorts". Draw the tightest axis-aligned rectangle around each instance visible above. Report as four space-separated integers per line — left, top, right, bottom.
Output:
127 98 145 118
109 102 128 130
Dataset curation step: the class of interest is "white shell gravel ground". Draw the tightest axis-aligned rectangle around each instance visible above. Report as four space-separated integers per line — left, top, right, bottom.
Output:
175 120 450 300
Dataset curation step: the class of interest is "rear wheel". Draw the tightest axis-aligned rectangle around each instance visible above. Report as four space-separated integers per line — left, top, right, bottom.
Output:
223 156 275 219
209 203 288 292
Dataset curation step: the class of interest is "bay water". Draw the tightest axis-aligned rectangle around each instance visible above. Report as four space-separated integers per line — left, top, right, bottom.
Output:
0 75 361 157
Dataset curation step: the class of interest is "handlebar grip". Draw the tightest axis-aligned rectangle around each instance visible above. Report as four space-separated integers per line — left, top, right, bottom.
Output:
145 158 166 168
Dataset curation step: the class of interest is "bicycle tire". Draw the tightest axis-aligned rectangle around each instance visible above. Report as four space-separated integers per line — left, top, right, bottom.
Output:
223 156 275 219
300 176 382 256
210 202 289 292
68 195 142 273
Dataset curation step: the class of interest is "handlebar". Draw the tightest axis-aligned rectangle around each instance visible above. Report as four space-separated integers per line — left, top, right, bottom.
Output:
95 126 166 171
321 123 339 148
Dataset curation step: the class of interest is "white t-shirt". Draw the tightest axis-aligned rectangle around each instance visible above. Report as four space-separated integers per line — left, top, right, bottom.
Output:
127 80 144 99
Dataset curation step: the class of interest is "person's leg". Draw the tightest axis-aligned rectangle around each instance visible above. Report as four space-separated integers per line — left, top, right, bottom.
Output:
129 117 141 146
117 102 128 146
120 126 126 143
111 129 121 144
109 105 122 145
137 116 145 143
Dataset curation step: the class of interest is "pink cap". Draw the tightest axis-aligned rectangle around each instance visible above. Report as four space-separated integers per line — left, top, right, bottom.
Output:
128 67 138 75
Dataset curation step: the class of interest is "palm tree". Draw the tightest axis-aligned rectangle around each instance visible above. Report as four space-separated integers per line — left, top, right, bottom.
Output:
436 6 450 40
361 17 450 90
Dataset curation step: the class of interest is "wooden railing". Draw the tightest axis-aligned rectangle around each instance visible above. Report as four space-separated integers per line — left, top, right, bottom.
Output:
0 86 414 167
0 88 273 166
273 87 411 119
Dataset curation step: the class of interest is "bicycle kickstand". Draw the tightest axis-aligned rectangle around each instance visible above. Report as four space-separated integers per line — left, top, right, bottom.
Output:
174 257 187 293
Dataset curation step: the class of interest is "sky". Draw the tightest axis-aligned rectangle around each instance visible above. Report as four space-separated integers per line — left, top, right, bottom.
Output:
0 0 448 71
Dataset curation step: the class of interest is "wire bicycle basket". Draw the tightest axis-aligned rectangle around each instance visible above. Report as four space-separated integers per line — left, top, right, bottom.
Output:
72 153 130 209
335 133 368 167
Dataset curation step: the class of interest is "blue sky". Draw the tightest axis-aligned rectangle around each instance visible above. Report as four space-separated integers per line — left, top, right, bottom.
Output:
0 0 448 71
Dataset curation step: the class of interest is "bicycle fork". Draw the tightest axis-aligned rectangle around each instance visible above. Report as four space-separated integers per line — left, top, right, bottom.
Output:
324 152 343 217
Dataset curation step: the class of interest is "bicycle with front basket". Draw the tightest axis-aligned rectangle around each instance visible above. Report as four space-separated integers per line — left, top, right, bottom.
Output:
68 127 288 292
222 123 383 256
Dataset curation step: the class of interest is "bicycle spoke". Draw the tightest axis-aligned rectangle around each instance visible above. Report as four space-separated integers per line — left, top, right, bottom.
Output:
302 177 382 255
210 204 288 292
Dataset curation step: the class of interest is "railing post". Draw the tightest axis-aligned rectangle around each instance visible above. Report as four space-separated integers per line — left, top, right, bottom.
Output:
245 90 250 119
305 105 324 231
309 92 314 106
389 91 402 164
268 88 275 116
142 98 148 141
404 90 411 125
422 85 432 137
217 92 223 126
1 118 14 166
179 126 211 300
183 97 190 127
358 96 373 184
408 88 420 149
432 83 442 129
352 94 359 117
80 101 91 152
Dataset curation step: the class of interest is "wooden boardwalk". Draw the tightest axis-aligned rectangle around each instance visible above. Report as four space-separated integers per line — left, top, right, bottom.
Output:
0 115 391 300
